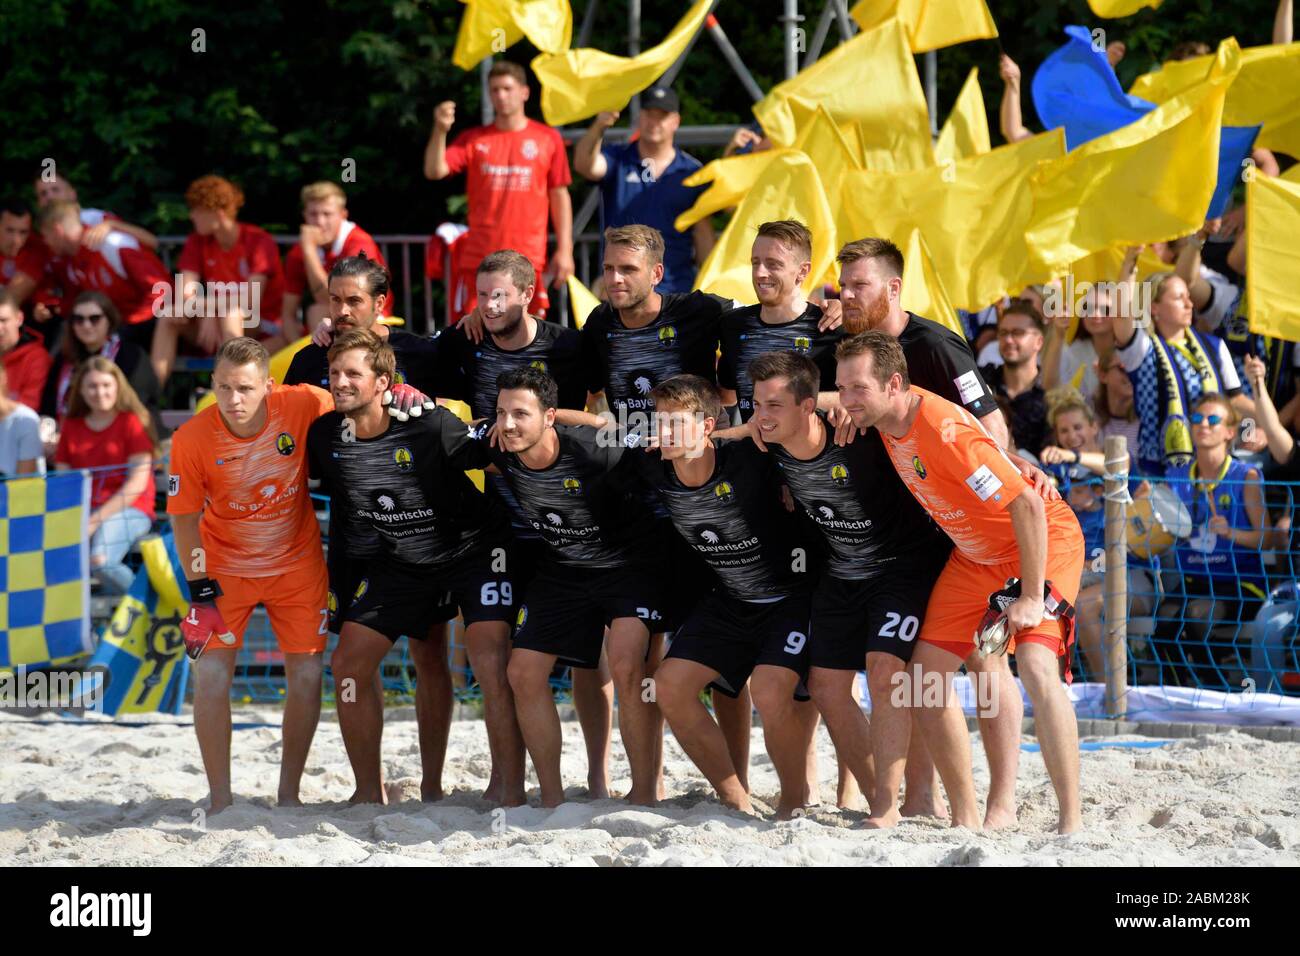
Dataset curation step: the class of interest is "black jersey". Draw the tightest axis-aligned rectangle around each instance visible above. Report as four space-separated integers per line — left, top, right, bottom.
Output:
896 312 998 420
769 410 950 579
307 406 509 569
717 303 843 420
580 291 732 419
634 438 811 601
435 320 586 539
434 320 586 419
285 329 442 394
466 423 657 569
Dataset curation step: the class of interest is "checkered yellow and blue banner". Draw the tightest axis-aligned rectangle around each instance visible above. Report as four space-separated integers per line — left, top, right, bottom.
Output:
86 533 189 715
0 472 93 670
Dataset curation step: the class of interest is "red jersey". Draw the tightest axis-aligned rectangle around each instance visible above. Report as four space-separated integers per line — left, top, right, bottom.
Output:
55 411 156 519
177 222 286 326
2 237 61 309
283 221 385 311
48 232 170 325
444 119 571 270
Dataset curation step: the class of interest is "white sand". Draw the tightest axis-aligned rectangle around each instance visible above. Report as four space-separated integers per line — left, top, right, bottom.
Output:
2 708 1298 866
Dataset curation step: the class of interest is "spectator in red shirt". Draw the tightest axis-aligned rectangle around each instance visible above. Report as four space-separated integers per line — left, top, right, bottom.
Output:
38 200 171 355
0 289 52 411
282 181 385 337
3 196 66 347
54 356 159 594
150 175 287 383
424 61 574 320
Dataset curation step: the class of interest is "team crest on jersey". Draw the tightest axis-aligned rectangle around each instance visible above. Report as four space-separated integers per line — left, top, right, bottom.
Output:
516 606 528 628
713 481 735 502
830 464 849 485
793 336 812 352
395 447 414 471
529 359 549 373
561 477 582 496
657 325 678 347
327 590 338 614
275 432 296 456
522 139 538 160
393 370 406 385
1217 493 1232 509
353 579 369 602
912 456 927 479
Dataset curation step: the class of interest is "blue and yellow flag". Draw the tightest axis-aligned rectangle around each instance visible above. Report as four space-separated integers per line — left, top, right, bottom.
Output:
0 472 93 670
85 534 190 715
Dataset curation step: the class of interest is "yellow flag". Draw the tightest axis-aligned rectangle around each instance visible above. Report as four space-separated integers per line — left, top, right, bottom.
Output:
1130 41 1300 158
1246 174 1300 340
674 149 783 232
1282 163 1300 184
1086 0 1163 17
795 106 864 276
841 129 1066 310
531 0 710 126
753 17 932 172
452 0 573 72
693 152 837 303
899 229 964 336
849 0 998 53
934 68 991 165
1065 245 1171 287
566 275 602 329
1025 39 1241 275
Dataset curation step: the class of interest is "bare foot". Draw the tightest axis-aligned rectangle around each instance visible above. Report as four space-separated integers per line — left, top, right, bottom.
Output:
349 788 387 805
500 790 527 808
950 811 983 830
901 791 949 819
421 785 444 803
625 788 659 808
276 795 304 808
587 777 611 800
863 806 902 830
720 793 755 815
540 790 565 809
207 796 232 815
984 804 1018 830
776 800 808 821
1057 814 1082 835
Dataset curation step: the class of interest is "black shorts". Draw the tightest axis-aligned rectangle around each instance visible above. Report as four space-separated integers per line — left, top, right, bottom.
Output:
810 560 946 669
666 590 812 698
341 548 517 643
657 521 711 632
512 561 667 668
328 554 457 635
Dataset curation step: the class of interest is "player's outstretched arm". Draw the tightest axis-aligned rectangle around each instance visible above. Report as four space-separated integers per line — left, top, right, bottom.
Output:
1005 490 1048 634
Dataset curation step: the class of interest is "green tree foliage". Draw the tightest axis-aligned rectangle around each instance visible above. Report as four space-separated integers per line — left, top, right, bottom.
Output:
0 0 1278 234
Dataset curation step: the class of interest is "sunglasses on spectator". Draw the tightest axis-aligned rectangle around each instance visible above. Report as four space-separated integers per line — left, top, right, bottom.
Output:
71 312 107 326
1190 413 1224 425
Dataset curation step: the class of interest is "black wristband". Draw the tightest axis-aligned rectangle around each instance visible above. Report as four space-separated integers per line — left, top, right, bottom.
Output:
188 577 222 603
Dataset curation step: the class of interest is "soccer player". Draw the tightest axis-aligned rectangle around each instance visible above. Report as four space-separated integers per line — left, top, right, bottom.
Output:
425 61 574 318
308 329 523 805
466 367 665 807
289 255 438 393
836 331 1085 834
38 200 170 352
642 375 818 818
432 249 614 796
834 236 1055 825
167 337 333 812
749 351 953 827
718 220 844 423
150 175 287 382
281 182 385 336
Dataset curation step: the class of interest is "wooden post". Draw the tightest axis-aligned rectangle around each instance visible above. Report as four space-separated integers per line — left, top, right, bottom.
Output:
1103 435 1130 718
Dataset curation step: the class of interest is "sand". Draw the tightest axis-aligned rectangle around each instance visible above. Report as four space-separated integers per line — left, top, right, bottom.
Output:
2 708 1298 866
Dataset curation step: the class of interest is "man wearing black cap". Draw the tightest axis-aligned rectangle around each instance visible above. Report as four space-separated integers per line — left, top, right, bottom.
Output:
573 87 715 294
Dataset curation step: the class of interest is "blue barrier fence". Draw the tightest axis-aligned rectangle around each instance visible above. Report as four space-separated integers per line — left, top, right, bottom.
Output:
8 460 1299 714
